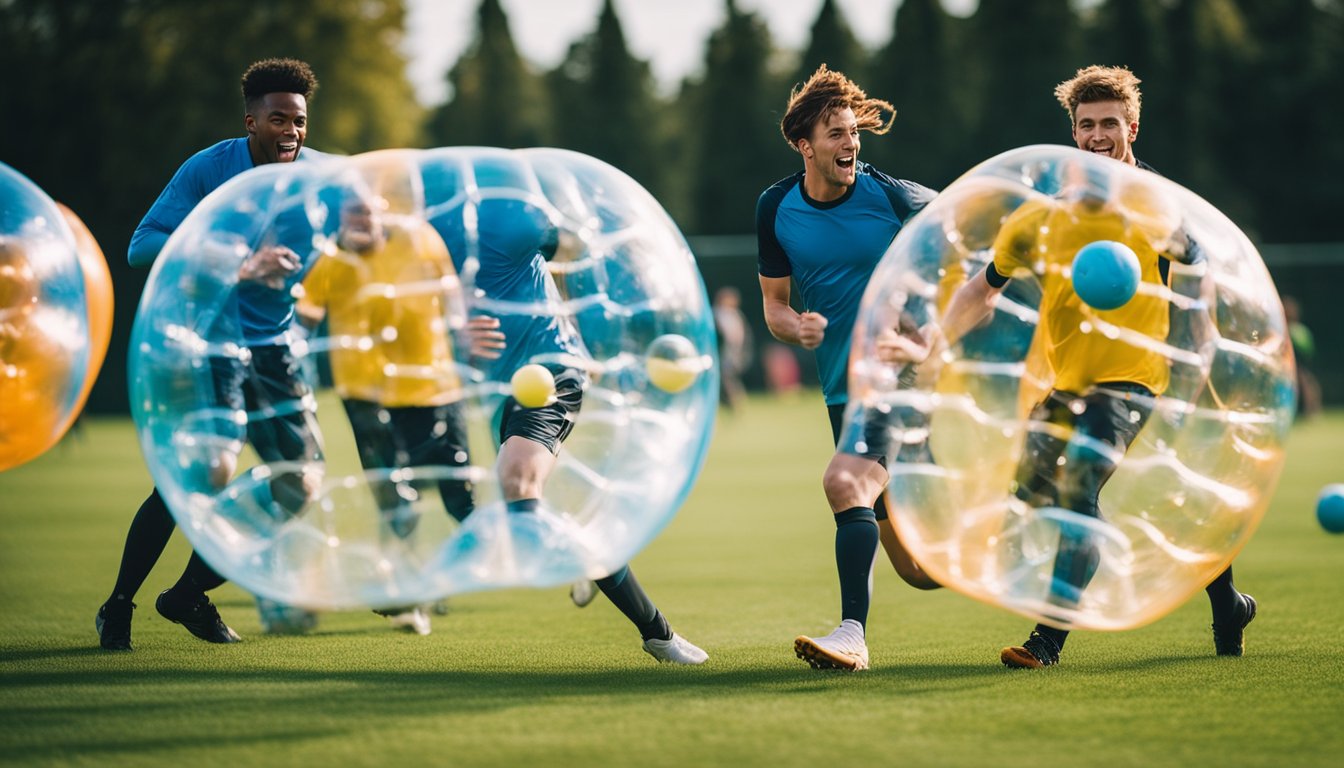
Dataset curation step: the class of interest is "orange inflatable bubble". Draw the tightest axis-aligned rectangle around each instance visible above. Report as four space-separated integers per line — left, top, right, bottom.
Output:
57 203 114 430
0 182 111 470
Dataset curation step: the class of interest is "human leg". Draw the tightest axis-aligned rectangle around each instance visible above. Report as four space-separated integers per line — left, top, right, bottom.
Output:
793 451 887 671
242 344 326 633
1002 385 1152 668
1206 565 1255 656
97 488 175 650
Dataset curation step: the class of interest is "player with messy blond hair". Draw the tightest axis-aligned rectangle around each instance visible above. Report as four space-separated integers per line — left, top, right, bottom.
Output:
757 65 936 671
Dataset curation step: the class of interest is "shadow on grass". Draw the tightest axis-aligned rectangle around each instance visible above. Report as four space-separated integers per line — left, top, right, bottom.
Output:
0 655 1019 760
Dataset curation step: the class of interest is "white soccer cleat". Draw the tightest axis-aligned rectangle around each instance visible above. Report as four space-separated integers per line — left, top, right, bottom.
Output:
569 579 599 608
642 632 708 665
383 606 432 636
794 619 869 671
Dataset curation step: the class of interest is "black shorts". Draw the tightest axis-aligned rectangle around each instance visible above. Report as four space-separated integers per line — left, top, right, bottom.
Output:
827 401 932 522
497 367 585 454
1014 382 1154 519
343 398 475 521
209 343 323 464
342 399 470 474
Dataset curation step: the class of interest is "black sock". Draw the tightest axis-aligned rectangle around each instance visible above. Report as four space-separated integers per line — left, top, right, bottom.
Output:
1034 623 1070 651
106 488 176 606
1205 566 1240 625
834 507 879 627
596 566 671 641
168 552 226 599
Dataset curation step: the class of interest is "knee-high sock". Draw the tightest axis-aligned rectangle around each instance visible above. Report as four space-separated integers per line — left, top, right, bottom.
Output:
169 552 227 597
1205 565 1241 624
106 488 176 605
834 507 879 627
596 565 670 641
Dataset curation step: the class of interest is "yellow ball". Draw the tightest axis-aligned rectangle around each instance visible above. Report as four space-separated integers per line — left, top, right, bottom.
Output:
511 364 556 408
646 334 701 393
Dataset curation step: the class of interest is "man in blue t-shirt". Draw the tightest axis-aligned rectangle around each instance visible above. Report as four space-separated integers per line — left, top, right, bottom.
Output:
756 65 937 672
96 58 326 651
425 178 708 665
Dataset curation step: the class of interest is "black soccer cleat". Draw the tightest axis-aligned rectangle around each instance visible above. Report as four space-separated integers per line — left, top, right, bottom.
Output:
1001 630 1061 669
1212 593 1257 657
155 589 241 644
96 601 135 651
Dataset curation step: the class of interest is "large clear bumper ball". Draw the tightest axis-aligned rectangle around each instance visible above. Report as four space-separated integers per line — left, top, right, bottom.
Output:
848 145 1293 631
0 162 95 471
130 148 716 610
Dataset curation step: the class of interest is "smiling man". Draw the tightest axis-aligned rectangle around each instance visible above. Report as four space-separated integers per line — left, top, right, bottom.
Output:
755 65 936 672
98 59 326 651
982 65 1257 669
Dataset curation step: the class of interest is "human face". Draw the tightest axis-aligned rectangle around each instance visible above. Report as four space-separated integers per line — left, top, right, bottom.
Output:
1072 100 1137 165
245 92 308 165
338 199 385 253
798 107 859 201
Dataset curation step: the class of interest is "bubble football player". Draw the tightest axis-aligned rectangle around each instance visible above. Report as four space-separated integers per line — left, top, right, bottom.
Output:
296 187 507 636
894 65 1255 669
430 194 707 665
755 65 938 671
96 59 327 650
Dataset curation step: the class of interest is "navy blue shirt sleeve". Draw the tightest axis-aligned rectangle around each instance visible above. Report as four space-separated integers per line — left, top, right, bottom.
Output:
867 165 937 224
129 152 214 268
756 180 793 278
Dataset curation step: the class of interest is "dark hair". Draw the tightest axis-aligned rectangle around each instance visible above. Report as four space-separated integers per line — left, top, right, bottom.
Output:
241 58 318 110
779 64 895 151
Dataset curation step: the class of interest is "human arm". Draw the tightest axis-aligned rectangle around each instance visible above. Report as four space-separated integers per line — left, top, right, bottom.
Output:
759 274 827 350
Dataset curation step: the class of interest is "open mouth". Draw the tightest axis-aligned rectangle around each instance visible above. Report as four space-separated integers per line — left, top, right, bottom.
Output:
1088 146 1113 156
277 141 299 159
836 155 855 170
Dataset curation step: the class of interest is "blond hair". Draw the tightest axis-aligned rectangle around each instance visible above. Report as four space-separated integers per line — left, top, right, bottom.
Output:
1054 65 1142 125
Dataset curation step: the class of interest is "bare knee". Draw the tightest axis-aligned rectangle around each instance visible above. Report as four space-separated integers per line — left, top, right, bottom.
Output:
822 463 873 512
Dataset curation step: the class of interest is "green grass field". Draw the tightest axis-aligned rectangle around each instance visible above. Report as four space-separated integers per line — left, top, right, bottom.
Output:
2 397 1342 767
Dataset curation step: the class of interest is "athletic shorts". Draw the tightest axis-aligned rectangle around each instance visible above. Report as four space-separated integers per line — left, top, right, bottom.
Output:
1014 382 1154 519
209 343 323 464
497 367 585 455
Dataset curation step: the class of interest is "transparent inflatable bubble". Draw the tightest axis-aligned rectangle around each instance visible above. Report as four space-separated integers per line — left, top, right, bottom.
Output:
848 146 1293 631
130 148 717 610
1 161 96 471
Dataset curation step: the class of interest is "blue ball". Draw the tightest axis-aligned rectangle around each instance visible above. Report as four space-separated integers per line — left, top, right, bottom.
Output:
1071 240 1141 310
1317 484 1344 534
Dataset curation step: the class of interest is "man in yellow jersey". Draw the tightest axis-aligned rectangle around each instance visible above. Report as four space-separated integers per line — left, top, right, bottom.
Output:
298 188 479 635
891 66 1255 669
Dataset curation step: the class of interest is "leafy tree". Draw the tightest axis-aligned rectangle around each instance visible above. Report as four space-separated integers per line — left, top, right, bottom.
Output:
547 0 667 199
866 0 973 188
1083 0 1174 170
426 0 550 148
684 0 791 235
791 0 867 92
0 0 422 412
1165 0 1253 227
1230 0 1339 241
966 0 1084 158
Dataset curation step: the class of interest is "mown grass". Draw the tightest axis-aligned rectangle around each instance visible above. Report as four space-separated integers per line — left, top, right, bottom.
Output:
1 399 1341 767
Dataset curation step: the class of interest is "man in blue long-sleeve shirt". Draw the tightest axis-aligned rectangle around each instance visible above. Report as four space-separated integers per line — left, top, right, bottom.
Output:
96 58 325 651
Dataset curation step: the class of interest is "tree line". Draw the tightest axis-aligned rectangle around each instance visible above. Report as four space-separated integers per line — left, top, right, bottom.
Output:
2 0 1340 412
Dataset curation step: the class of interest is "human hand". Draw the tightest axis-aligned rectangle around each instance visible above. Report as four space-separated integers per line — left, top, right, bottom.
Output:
238 245 302 289
798 311 828 350
875 322 943 365
466 315 506 360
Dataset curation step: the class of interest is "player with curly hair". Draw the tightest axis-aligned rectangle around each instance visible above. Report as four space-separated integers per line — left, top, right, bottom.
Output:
97 58 327 650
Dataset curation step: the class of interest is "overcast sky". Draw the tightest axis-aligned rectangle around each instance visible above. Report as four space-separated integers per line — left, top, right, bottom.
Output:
403 0 974 106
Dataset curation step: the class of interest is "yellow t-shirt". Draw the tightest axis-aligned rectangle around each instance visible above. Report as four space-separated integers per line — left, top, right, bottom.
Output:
300 222 461 407
991 194 1172 395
